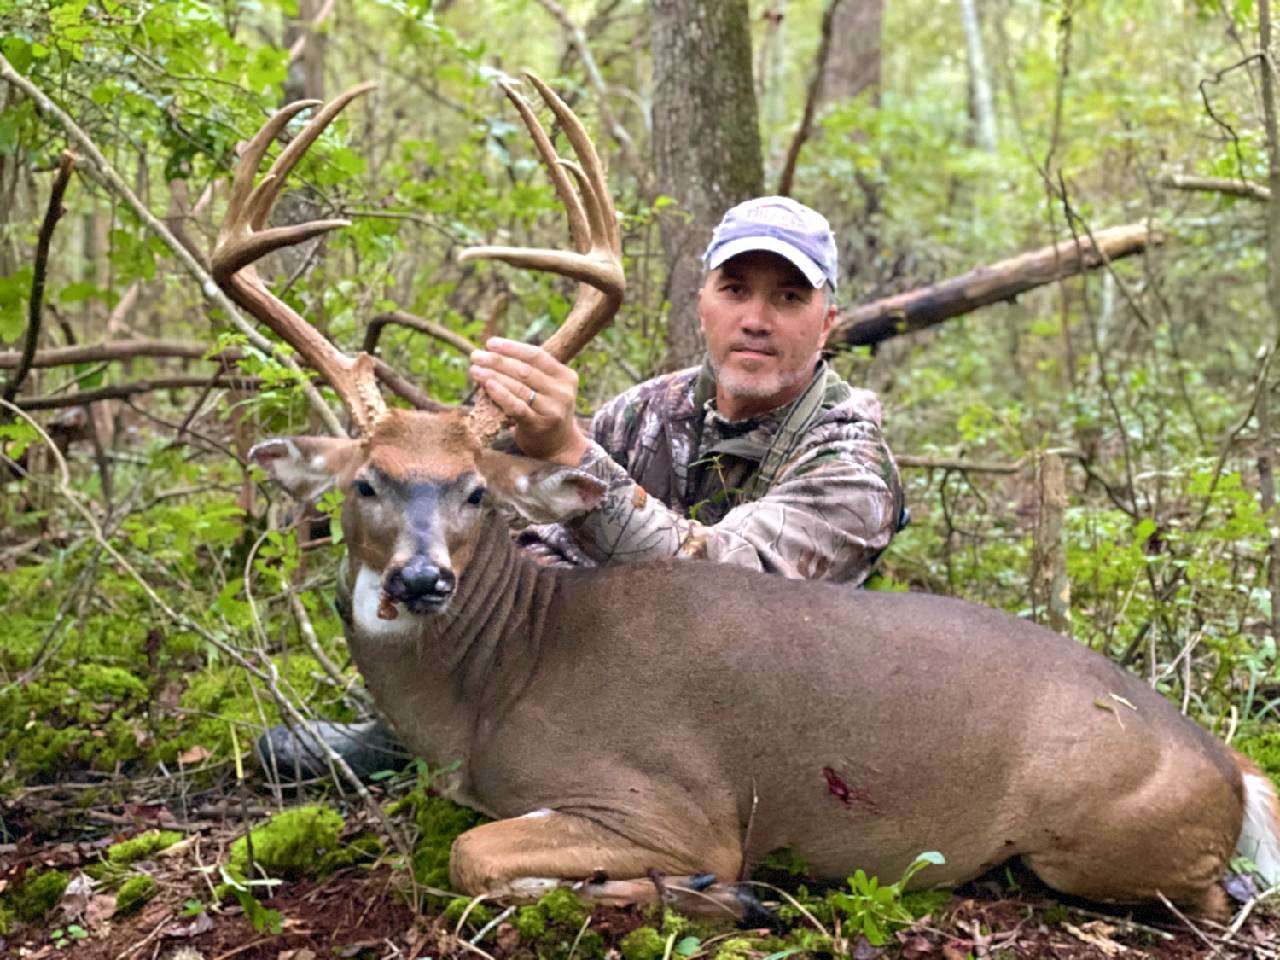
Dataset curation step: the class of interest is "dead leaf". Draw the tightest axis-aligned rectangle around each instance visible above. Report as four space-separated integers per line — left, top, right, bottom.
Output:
178 744 212 765
163 911 215 939
278 950 317 960
1064 920 1128 956
942 944 969 960
85 893 117 927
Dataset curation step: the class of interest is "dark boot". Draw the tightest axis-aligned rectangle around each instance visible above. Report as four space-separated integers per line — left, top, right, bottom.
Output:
255 718 412 783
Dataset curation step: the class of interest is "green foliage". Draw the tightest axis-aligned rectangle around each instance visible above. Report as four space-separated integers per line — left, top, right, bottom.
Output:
106 829 182 865
227 804 345 882
827 852 946 947
113 873 157 916
1236 729 1280 780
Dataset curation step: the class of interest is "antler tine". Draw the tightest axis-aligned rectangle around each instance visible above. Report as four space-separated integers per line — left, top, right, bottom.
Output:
247 81 378 230
498 80 590 254
211 88 389 435
226 99 319 227
522 72 619 253
462 73 624 446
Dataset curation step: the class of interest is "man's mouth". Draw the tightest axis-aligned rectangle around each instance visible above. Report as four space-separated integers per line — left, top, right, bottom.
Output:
728 344 776 359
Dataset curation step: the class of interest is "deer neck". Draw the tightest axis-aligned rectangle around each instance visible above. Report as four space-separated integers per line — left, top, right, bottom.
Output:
345 517 556 772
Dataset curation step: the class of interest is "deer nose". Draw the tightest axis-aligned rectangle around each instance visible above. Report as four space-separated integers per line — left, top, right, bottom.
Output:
386 557 455 605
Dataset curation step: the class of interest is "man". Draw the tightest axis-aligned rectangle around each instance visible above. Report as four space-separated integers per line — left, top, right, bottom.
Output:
259 196 903 779
469 194 902 583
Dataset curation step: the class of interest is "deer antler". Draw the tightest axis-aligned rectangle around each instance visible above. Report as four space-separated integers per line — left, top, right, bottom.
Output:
460 72 625 446
211 83 388 435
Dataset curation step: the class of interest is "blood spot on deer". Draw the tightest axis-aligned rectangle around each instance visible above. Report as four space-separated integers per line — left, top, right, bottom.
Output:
821 766 877 811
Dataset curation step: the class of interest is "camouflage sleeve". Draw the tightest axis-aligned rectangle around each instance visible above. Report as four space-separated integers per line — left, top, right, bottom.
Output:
566 419 901 585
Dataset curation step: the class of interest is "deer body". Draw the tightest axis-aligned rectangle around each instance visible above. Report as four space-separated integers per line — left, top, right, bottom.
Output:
217 80 1279 921
337 490 1244 911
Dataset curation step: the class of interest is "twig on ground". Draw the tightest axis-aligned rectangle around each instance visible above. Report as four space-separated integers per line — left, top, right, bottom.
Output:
1156 890 1222 956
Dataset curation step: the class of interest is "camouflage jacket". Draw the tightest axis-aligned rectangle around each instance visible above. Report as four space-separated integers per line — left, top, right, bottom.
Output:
521 360 903 585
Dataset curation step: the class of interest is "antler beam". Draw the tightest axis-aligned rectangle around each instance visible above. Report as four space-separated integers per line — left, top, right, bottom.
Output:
211 83 389 435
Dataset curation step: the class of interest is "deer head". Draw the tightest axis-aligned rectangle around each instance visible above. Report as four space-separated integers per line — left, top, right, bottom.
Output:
212 74 622 616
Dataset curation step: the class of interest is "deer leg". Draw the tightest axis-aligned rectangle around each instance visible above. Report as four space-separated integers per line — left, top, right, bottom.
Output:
450 811 760 921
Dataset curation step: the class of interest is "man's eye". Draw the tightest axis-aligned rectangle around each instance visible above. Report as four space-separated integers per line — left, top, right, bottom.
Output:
355 480 376 498
466 486 486 506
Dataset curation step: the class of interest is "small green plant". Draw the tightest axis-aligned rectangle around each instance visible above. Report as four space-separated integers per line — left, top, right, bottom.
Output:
49 924 88 949
827 851 945 947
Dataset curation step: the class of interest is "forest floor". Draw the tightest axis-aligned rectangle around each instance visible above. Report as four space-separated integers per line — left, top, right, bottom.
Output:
2 782 1279 960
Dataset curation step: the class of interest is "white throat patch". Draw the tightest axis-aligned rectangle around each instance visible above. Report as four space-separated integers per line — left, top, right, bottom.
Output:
351 564 424 640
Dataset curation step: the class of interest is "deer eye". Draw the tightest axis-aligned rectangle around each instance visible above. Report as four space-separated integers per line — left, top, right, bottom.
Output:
355 479 376 498
466 486 486 506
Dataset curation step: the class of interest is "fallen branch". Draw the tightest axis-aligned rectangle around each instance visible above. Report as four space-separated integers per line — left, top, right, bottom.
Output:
14 375 262 411
0 339 240 368
897 455 1023 474
3 150 75 406
833 223 1162 348
1159 173 1269 202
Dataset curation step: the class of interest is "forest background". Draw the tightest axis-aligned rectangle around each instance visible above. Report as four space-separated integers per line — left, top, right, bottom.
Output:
2 0 1280 956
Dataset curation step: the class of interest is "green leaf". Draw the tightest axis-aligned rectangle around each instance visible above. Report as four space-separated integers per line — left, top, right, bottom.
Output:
674 936 701 957
1 35 33 73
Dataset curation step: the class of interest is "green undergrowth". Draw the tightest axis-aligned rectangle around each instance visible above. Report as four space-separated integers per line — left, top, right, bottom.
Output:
0 869 70 934
113 873 158 916
385 770 488 891
227 804 346 882
1236 728 1280 781
106 828 183 865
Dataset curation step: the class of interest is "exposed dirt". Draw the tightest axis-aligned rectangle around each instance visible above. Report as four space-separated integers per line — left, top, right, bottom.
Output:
2 787 1278 960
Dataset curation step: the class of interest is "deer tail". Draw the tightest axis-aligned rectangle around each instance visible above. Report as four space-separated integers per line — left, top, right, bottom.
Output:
1234 751 1280 885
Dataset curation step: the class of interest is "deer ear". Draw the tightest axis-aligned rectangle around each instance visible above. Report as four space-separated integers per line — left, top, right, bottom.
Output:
476 449 607 523
249 437 363 502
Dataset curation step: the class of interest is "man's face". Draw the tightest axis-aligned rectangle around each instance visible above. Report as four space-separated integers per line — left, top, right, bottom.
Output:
698 251 837 420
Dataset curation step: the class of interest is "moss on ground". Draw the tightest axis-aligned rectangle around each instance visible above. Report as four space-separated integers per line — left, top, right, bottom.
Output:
114 873 158 915
2 869 70 924
618 925 666 960
228 804 345 881
386 787 487 890
106 829 183 864
510 888 603 959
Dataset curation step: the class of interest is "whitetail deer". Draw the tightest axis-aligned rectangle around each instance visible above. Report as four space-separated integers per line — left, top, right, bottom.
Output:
214 76 1280 921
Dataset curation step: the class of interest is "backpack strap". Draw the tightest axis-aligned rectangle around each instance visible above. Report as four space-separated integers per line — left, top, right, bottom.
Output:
739 362 847 502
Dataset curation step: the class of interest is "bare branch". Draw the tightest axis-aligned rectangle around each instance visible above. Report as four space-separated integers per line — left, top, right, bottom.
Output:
896 455 1023 474
531 0 646 188
776 0 837 197
0 339 242 369
287 0 336 64
833 223 1162 348
3 151 74 406
364 310 479 358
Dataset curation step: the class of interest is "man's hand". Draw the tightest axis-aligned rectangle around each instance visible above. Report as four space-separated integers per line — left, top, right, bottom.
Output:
469 338 590 465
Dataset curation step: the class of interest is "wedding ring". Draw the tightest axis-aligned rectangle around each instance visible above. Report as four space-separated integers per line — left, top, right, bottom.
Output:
527 389 538 406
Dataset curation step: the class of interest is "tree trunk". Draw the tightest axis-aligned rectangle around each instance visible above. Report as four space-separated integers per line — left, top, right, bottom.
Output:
959 0 997 151
820 0 882 108
651 0 764 370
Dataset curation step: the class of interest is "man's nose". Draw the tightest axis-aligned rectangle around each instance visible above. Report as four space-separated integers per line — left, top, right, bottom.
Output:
738 296 773 332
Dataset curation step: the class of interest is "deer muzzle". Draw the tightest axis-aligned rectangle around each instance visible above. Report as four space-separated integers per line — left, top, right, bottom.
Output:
384 556 456 613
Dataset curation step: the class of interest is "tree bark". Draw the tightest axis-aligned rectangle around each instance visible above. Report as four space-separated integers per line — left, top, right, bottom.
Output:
651 0 764 370
959 0 997 151
832 223 1160 348
820 0 882 107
